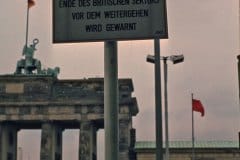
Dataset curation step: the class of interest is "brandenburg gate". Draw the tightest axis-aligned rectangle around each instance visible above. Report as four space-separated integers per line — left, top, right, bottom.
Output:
0 75 138 160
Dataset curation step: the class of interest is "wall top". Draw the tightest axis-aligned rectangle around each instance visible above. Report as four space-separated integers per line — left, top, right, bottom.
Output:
0 76 138 116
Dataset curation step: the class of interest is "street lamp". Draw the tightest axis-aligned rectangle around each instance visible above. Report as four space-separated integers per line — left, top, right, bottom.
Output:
147 54 184 160
147 55 184 64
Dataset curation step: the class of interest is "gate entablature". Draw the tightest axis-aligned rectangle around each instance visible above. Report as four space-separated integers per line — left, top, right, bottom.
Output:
0 75 138 126
0 75 136 103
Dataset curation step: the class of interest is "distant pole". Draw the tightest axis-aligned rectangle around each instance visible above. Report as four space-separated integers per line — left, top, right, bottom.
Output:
25 0 35 46
191 93 195 160
237 56 240 149
163 58 169 160
104 41 119 160
154 39 163 160
237 55 240 103
238 132 240 149
25 2 30 46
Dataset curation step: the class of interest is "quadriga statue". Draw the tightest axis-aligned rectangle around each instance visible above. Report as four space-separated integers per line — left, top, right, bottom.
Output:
15 39 42 75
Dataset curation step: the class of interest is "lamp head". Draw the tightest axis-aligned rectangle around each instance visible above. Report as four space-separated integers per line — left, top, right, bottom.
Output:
170 54 184 64
146 55 155 63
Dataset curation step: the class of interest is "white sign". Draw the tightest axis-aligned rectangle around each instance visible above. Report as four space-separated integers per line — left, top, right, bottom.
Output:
53 0 168 42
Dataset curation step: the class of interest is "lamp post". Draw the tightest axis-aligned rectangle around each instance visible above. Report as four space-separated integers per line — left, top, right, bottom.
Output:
147 39 164 160
147 54 184 160
237 55 240 101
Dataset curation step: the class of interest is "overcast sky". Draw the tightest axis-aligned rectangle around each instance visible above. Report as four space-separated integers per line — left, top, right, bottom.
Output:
0 0 240 160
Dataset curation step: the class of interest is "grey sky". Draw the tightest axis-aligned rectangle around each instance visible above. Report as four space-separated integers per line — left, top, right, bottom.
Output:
0 0 239 160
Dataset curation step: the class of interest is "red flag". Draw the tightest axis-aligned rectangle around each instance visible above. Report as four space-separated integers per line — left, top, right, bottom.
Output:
28 0 35 8
192 99 205 116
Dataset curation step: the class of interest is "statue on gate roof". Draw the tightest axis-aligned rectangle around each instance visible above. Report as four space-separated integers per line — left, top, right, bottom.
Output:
15 38 42 75
14 38 60 77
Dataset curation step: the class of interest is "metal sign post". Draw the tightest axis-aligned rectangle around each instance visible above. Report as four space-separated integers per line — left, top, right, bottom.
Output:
154 39 163 160
104 41 119 160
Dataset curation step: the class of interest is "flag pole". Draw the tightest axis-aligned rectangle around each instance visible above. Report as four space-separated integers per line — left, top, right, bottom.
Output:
25 2 30 47
192 93 195 160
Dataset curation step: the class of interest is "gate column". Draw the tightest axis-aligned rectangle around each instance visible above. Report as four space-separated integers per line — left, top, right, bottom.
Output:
0 123 18 160
40 122 63 160
119 119 136 160
79 121 97 160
